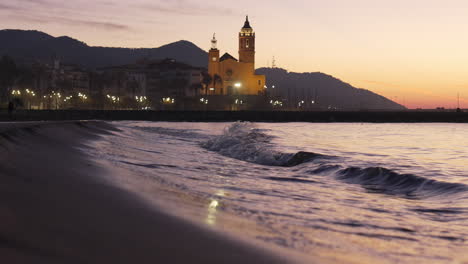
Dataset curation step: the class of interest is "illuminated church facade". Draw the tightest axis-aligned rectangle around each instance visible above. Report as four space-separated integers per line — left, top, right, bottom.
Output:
207 16 265 95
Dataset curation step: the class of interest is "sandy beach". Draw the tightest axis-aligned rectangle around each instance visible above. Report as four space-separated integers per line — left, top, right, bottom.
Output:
0 121 300 264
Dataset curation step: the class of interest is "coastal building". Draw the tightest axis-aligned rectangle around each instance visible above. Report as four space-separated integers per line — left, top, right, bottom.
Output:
207 16 265 96
98 59 203 108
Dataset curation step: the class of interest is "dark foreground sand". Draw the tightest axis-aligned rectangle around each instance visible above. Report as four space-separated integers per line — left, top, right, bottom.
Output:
0 121 300 264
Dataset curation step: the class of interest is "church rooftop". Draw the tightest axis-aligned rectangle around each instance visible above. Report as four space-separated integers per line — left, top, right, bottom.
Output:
220 53 238 62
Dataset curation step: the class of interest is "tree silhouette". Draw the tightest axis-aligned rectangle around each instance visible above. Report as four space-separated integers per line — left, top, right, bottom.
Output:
0 56 18 104
213 74 222 95
201 72 212 97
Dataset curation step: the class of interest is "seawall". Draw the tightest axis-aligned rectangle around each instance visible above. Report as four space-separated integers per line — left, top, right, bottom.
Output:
1 110 468 123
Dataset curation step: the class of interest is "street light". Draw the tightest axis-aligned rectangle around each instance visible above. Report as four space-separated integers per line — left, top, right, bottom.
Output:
162 97 175 104
234 83 242 88
107 94 120 105
78 92 88 100
11 90 21 96
270 100 283 107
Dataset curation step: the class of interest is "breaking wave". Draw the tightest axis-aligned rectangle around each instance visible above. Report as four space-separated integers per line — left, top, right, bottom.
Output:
335 167 468 198
201 122 468 198
201 122 326 166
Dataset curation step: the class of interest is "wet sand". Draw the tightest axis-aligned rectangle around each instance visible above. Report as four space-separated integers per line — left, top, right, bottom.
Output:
0 121 300 264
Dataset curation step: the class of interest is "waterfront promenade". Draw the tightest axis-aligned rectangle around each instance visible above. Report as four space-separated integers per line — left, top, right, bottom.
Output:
1 110 467 123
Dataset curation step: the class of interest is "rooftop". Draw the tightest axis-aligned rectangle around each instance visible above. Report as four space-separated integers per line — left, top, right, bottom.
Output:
220 53 238 62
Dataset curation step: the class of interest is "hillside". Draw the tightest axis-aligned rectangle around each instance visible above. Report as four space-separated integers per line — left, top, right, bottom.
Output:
0 29 404 110
256 68 405 110
0 30 208 68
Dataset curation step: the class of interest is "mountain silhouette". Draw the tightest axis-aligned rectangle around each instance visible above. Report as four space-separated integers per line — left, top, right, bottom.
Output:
256 68 405 110
0 29 208 68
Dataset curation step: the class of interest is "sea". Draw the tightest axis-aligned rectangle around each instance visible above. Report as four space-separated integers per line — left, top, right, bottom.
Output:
85 122 468 263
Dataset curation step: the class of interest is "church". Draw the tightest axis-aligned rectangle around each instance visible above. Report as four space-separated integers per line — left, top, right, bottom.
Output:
207 16 266 96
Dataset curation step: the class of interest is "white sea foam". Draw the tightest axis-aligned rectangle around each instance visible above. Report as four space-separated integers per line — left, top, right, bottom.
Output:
201 122 293 166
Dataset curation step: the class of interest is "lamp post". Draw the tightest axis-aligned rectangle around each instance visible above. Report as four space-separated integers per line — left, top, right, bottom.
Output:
54 92 62 110
74 92 88 109
135 95 148 110
107 94 120 109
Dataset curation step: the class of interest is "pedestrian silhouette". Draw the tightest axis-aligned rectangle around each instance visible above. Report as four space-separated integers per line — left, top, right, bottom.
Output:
8 101 15 120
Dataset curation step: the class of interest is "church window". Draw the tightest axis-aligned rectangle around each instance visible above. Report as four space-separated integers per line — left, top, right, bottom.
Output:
246 39 249 48
258 80 261 85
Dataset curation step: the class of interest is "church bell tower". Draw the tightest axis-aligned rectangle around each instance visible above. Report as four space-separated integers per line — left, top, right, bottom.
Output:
239 16 255 64
208 33 220 77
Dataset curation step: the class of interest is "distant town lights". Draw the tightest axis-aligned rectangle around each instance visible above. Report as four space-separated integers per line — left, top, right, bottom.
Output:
135 96 146 103
78 92 88 100
107 94 120 103
11 90 21 95
270 100 283 107
235 99 244 105
163 97 175 104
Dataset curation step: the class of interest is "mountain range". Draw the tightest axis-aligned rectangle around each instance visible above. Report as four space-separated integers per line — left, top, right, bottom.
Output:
0 29 207 68
0 29 404 110
256 68 404 110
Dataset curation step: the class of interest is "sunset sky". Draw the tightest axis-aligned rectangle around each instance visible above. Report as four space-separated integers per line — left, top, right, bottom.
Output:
1 0 468 109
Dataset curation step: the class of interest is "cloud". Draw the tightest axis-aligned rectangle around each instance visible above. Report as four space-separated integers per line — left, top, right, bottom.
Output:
63 18 131 31
6 13 131 31
15 0 50 4
1 0 61 10
0 3 22 11
0 0 131 31
136 0 236 16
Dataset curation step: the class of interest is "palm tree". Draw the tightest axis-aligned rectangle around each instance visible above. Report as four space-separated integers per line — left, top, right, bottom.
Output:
201 72 212 97
213 74 222 95
0 56 18 104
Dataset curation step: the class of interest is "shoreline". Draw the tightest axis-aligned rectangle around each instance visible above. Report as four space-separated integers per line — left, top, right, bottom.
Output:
0 121 301 264
1 110 468 123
